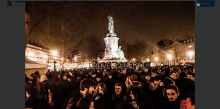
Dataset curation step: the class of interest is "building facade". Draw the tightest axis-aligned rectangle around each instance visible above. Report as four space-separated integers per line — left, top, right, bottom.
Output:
25 44 61 70
151 37 195 66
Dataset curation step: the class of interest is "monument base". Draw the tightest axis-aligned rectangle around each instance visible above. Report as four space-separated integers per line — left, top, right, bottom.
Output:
99 59 127 63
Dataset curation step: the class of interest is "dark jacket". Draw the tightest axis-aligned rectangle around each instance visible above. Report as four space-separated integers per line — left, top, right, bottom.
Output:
175 77 195 100
94 93 111 109
62 90 83 109
25 98 49 109
110 93 126 109
104 78 115 95
161 97 181 109
38 80 49 99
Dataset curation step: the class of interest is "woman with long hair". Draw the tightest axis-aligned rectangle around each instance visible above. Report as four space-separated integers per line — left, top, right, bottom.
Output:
92 82 110 109
48 84 62 109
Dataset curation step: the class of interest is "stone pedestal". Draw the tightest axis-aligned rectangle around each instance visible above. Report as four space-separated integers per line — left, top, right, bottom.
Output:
100 36 127 63
99 15 127 63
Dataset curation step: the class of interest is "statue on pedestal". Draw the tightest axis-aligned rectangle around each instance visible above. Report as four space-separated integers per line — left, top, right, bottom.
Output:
107 15 116 37
108 15 114 34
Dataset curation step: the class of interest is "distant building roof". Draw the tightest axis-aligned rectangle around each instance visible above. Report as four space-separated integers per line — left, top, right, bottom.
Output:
156 39 173 47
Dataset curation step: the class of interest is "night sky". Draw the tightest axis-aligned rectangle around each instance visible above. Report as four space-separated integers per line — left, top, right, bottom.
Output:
29 1 195 55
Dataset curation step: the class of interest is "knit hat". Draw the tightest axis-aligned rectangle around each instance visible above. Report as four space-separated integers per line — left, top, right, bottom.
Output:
130 74 138 82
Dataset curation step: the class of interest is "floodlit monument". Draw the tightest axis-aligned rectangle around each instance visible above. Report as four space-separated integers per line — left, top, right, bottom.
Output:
99 15 127 63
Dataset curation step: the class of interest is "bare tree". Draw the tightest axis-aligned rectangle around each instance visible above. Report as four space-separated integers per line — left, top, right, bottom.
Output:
25 1 55 50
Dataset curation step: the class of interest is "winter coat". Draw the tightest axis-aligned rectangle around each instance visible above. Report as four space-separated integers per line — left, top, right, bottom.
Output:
38 80 49 99
175 77 195 100
25 97 49 109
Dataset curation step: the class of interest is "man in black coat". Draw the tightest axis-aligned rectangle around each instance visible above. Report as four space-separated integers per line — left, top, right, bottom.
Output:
63 78 97 109
175 72 195 100
118 69 127 84
110 82 127 109
38 75 49 100
104 72 114 95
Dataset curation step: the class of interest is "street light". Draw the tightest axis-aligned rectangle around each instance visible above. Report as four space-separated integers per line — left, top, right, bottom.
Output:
52 51 57 72
147 59 150 62
188 51 194 61
155 57 158 66
167 54 171 66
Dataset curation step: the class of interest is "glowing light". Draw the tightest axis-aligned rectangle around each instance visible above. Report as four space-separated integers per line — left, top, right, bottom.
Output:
133 58 135 61
150 63 155 67
188 51 194 56
52 51 57 56
61 58 63 61
29 52 34 57
188 45 192 48
155 57 158 62
75 56 77 61
167 54 171 59
44 55 48 58
147 59 150 62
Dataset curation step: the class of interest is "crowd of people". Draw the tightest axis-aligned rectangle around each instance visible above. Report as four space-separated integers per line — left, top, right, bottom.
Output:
25 65 195 109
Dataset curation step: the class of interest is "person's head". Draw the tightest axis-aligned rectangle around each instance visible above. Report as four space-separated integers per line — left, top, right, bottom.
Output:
96 74 102 82
164 85 180 102
68 72 73 76
93 82 107 97
187 72 195 80
178 69 182 74
169 71 177 80
132 81 142 88
36 75 41 82
61 73 67 81
76 97 94 109
144 68 148 73
80 78 97 96
108 72 113 79
122 69 126 75
116 101 135 109
40 74 48 82
67 75 72 82
136 93 154 109
129 74 138 82
151 68 156 74
104 69 107 72
145 74 151 81
34 71 40 76
161 69 165 74
97 69 100 72
163 77 175 87
179 72 187 78
66 97 74 109
154 75 161 85
115 82 122 95
91 72 96 78
187 92 195 109
129 87 143 100
26 88 38 99
97 82 107 93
